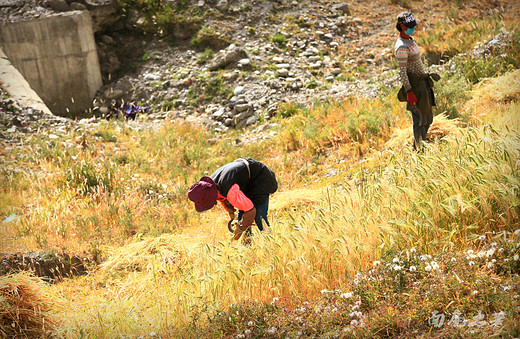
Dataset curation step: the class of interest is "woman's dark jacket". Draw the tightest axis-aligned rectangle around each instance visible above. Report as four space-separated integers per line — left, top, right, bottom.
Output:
210 158 278 206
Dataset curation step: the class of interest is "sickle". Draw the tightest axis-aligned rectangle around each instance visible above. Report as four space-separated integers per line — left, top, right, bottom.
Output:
227 219 236 233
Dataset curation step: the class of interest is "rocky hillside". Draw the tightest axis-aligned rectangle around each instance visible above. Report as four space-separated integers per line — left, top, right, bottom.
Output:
0 0 515 133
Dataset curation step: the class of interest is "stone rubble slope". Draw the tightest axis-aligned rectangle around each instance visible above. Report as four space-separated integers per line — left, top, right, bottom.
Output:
0 0 513 141
94 0 402 132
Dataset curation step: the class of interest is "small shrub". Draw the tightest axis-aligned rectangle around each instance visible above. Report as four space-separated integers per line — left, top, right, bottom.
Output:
434 71 471 120
271 32 286 46
457 31 520 84
204 77 230 100
277 102 305 118
196 47 214 64
191 26 230 51
94 127 117 142
65 162 114 195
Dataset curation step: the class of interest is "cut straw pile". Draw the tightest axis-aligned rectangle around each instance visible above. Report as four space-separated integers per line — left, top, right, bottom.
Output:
100 235 184 273
471 69 520 104
385 113 463 150
0 272 56 338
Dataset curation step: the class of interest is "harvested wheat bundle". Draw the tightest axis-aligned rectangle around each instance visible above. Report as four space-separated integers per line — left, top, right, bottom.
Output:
426 114 463 141
465 69 520 128
100 235 184 273
471 69 520 104
0 272 56 338
385 114 463 150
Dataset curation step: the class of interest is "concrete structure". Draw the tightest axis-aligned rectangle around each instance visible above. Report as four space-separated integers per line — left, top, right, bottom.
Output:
0 11 102 116
0 47 52 115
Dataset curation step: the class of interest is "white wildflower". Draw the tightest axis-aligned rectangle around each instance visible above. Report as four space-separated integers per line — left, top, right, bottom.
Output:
472 290 478 296
409 266 417 272
410 248 416 253
514 254 519 261
420 255 428 261
503 285 512 291
349 311 362 318
479 235 486 241
244 329 251 335
425 265 432 272
467 250 474 255
248 321 254 327
469 261 475 267
150 332 156 337
477 251 486 258
490 242 498 248
271 297 279 304
320 289 330 296
236 334 245 339
393 264 402 271
451 257 457 262
350 319 359 327
487 262 495 269
340 292 353 299
486 248 495 257
267 327 277 335
490 311 506 327
373 261 381 267
514 229 520 236
351 304 360 311
499 248 505 254
393 257 400 263
431 261 440 270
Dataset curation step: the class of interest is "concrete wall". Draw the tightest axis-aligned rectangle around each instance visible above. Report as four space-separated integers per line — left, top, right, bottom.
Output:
0 47 52 115
0 11 102 116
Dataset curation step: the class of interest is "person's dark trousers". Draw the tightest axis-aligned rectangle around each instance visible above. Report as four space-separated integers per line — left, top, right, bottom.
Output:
237 197 271 232
410 78 435 151
411 108 431 150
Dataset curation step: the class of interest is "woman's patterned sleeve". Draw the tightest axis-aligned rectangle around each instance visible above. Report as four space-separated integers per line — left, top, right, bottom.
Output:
395 47 412 92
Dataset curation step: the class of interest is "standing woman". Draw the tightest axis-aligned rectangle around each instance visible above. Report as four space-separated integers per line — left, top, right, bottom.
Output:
395 11 440 150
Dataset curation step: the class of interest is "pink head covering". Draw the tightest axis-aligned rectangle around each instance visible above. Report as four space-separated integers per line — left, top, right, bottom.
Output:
188 176 218 212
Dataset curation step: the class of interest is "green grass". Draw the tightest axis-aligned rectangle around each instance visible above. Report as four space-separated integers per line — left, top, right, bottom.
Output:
271 32 287 46
1 4 520 338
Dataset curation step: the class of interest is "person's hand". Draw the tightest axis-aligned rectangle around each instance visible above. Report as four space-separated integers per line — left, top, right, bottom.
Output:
241 207 256 229
407 90 417 106
233 221 249 240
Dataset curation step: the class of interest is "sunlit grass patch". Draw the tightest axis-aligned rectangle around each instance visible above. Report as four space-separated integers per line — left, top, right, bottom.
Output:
275 95 405 157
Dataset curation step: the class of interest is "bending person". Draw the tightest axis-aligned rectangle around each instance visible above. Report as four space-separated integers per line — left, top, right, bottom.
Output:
188 158 278 241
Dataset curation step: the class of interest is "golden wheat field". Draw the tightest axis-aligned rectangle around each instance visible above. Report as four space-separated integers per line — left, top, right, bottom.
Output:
1 2 520 338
